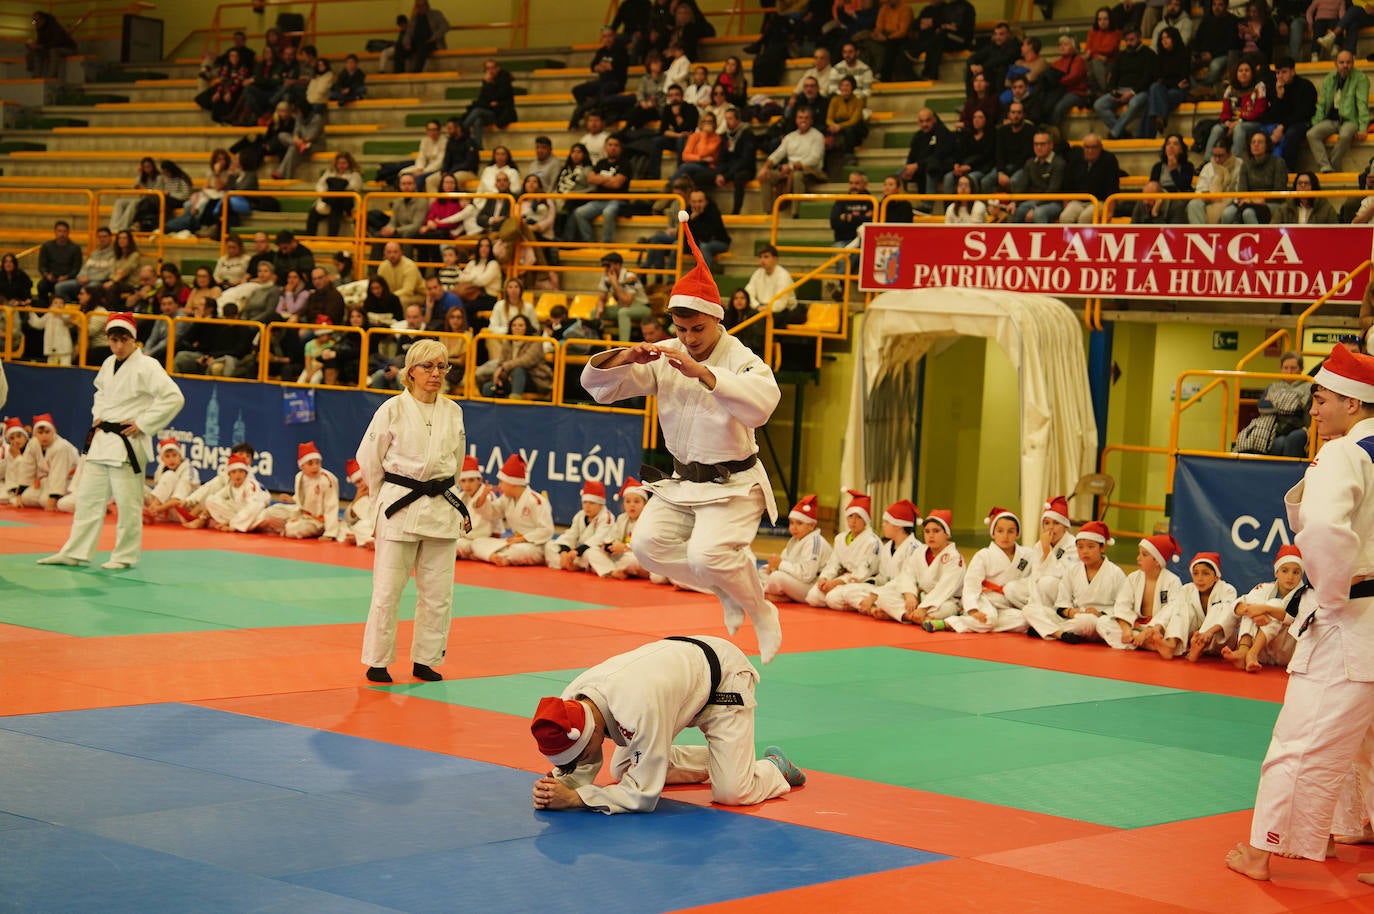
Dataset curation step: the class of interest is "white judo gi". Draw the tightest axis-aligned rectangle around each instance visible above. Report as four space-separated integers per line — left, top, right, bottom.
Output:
1105 568 1186 650
1248 416 1374 860
453 487 501 558
3 438 36 505
827 534 920 611
581 329 784 659
552 636 790 813
48 347 184 566
546 506 616 570
1025 558 1129 639
1186 579 1244 656
338 490 376 548
763 528 832 602
948 542 1036 633
586 511 647 578
805 528 882 607
1232 580 1302 667
872 541 965 622
469 487 555 564
144 460 200 520
257 469 341 539
1004 531 1079 610
358 390 468 670
205 474 270 530
24 433 78 509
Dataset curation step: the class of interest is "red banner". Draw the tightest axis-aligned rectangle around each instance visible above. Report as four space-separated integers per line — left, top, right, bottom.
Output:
858 224 1372 303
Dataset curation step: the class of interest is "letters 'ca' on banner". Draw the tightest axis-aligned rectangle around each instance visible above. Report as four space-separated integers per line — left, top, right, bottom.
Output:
859 224 1373 303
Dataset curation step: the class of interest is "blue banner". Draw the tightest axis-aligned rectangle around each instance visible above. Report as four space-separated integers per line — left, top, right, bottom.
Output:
1171 454 1307 592
2 364 643 524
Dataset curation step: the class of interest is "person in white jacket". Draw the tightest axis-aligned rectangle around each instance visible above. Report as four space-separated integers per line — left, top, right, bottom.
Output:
453 454 500 559
806 490 882 607
205 452 270 531
468 454 555 566
27 299 74 364
2 418 35 506
830 499 920 612
530 636 804 815
143 438 199 522
337 458 375 549
1003 495 1078 611
38 312 185 570
21 413 79 510
930 506 1034 633
1106 534 1186 652
1139 550 1221 660
873 509 964 624
1025 521 1128 641
1221 546 1304 672
546 480 615 570
762 494 832 602
178 442 256 528
587 478 651 579
255 441 340 539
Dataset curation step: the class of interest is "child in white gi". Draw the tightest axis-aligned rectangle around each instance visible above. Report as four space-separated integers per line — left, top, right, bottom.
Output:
144 438 200 523
337 458 375 548
872 509 964 624
830 499 920 612
2 417 35 506
587 478 651 579
929 506 1034 633
1004 495 1079 610
179 441 257 528
205 452 271 531
454 455 500 559
806 490 882 607
547 480 616 571
1025 521 1129 641
1106 534 1186 653
1223 546 1305 672
469 454 555 565
763 494 832 602
28 299 74 365
21 413 78 510
280 442 340 539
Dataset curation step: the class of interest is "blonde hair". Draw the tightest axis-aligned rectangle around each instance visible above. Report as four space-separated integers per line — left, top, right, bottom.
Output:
401 338 447 392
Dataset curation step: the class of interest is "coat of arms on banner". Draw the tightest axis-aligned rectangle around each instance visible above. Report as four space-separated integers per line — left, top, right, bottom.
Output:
870 232 902 285
283 388 316 425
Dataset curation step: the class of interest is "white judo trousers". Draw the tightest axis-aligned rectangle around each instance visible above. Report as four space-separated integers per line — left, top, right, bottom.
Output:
60 460 145 565
361 536 459 667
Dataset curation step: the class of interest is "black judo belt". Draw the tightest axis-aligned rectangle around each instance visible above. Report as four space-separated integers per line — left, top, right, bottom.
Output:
665 636 744 709
83 422 140 473
640 455 757 485
1295 580 1374 636
381 471 471 526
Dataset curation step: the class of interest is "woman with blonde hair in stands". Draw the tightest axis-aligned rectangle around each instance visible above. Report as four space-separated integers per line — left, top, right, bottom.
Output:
357 337 470 684
487 277 536 336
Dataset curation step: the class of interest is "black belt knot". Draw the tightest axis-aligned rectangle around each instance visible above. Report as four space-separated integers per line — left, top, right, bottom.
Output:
1295 580 1374 636
640 455 757 485
382 471 471 529
665 636 744 709
84 422 140 473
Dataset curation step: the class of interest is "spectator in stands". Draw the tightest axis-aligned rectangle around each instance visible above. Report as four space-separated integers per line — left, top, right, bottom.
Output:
1141 27 1192 139
665 1 714 61
274 99 325 179
305 266 345 325
516 174 559 287
478 314 552 398
745 244 801 323
233 262 282 323
958 72 999 131
141 293 180 364
185 267 221 315
108 157 158 233
331 53 366 105
362 275 403 328
36 221 81 306
378 120 446 189
1307 0 1345 58
1307 50 1368 172
158 263 190 306
703 83 732 134
488 277 537 336
639 311 673 343
464 58 518 149
943 108 995 193
419 172 478 240
717 55 748 110
965 21 1018 94
796 47 834 97
1002 36 1048 100
1206 58 1269 157
473 172 514 236
944 173 987 223
304 153 363 238
1222 130 1286 223
1013 131 1067 223
579 110 611 163
1188 140 1241 223
395 0 448 72
1059 133 1120 224
1151 0 1194 46
876 174 913 223
900 107 955 198
628 83 697 179
618 52 669 128
420 275 461 329
1193 0 1241 89
165 148 231 236
570 27 630 129
1085 7 1122 94
610 0 656 61
1048 35 1091 126
683 64 712 109
782 75 829 137
0 253 32 311
825 75 867 165
1275 171 1340 222
1111 0 1145 32
206 148 258 237
663 40 690 90
759 108 826 219
670 111 720 187
1239 4 1276 63
276 268 309 319
553 142 592 236
54 227 113 301
200 48 251 125
241 44 282 122
1001 73 1043 124
715 287 762 355
455 236 503 322
425 118 477 192
713 106 756 216
1132 133 1194 222
214 234 250 288
869 0 914 82
26 11 76 78
107 231 140 294
273 230 315 282
829 0 880 52
570 136 630 245
982 99 1034 192
646 188 729 276
123 264 159 312
270 43 305 111
832 41 874 98
1265 56 1316 170
1093 28 1155 139
246 231 274 276
525 136 560 193
593 252 651 341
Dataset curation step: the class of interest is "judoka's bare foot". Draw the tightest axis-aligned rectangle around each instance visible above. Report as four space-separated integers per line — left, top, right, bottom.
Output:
491 553 509 567
1245 652 1264 673
1358 873 1374 885
610 570 627 580
1186 632 1207 662
1156 637 1178 661
1335 824 1374 845
1221 646 1248 671
1226 843 1271 880
859 595 877 616
182 516 207 529
1277 838 1336 859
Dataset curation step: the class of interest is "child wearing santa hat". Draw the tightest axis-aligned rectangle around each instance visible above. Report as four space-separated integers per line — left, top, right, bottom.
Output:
454 454 501 560
278 441 340 539
2 417 34 507
1135 547 1224 660
1003 495 1080 611
931 507 1034 634
1099 534 1186 652
829 499 920 615
468 453 555 566
178 441 258 528
587 478 652 579
872 509 964 624
20 414 79 511
204 451 271 532
337 458 376 549
546 480 617 572
1025 521 1129 641
805 490 882 608
143 438 201 523
1214 546 1306 672
762 493 833 602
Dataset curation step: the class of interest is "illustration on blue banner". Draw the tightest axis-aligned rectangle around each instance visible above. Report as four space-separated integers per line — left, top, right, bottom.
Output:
283 388 316 424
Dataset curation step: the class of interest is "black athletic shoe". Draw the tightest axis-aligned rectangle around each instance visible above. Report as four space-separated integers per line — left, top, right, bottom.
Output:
366 666 393 683
412 662 443 681
1059 633 1085 645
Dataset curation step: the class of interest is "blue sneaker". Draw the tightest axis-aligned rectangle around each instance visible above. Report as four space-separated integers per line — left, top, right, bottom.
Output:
764 745 806 786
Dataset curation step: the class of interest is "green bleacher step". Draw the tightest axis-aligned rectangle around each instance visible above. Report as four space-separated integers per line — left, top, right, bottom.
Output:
88 70 167 83
884 131 914 149
501 58 564 72
56 91 129 106
0 141 46 154
926 97 963 114
407 110 463 125
278 198 316 213
17 117 88 129
363 140 422 155
441 85 528 103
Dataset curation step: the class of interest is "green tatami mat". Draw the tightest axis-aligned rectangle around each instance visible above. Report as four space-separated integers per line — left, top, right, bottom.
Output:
0 520 31 527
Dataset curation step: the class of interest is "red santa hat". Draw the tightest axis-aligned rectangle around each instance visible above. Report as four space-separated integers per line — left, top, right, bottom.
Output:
883 499 920 528
789 493 820 524
531 696 596 767
31 413 55 433
227 452 251 471
498 454 529 486
843 489 871 524
103 312 137 337
297 441 322 467
580 480 606 505
313 315 334 336
1042 495 1072 528
345 458 363 484
1189 552 1222 575
665 210 725 319
158 437 183 457
924 509 953 536
460 455 483 480
1140 534 1181 567
1077 520 1114 545
4 417 26 440
985 505 1020 532
1274 544 1303 571
616 477 648 501
1314 342 1374 402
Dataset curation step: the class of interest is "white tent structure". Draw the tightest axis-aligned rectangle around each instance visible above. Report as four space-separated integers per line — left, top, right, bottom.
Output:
839 287 1097 535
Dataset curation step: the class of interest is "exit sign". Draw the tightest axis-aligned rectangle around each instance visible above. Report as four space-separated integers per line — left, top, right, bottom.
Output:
1212 331 1238 351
